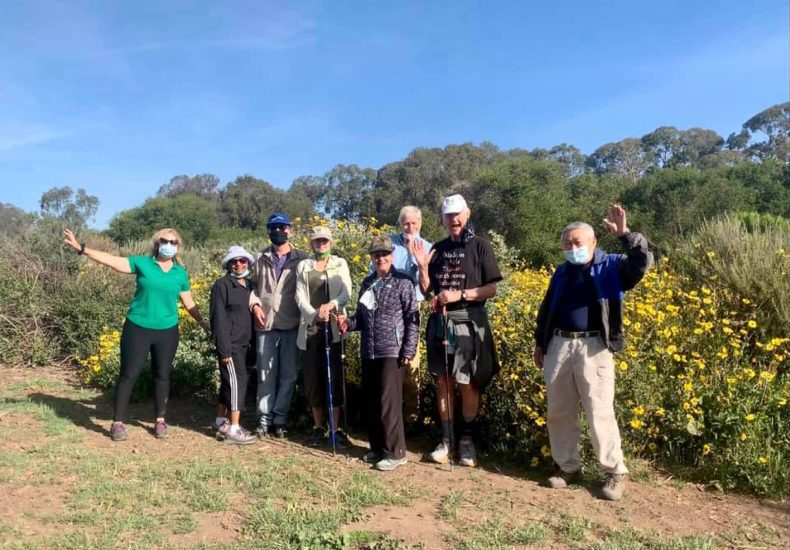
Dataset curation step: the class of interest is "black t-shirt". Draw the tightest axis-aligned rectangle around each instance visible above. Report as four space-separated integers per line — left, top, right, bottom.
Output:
428 235 503 309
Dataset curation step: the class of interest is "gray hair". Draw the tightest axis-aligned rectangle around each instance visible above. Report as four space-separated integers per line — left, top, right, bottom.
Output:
398 205 422 224
561 221 595 241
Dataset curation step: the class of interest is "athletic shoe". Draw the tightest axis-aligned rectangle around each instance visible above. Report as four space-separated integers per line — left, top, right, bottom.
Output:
308 426 325 447
601 473 626 501
211 418 228 431
546 468 581 489
362 451 382 464
333 430 352 449
273 425 288 439
154 420 169 439
224 427 257 446
215 422 231 441
374 457 407 472
429 441 450 464
457 436 477 467
110 421 127 442
255 424 273 439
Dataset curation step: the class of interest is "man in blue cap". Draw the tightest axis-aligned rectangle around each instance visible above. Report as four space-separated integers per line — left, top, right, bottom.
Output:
249 213 310 438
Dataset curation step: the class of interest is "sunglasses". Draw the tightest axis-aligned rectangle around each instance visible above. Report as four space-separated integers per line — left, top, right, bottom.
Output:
159 238 179 245
269 224 289 232
229 258 249 265
372 251 392 259
312 238 330 245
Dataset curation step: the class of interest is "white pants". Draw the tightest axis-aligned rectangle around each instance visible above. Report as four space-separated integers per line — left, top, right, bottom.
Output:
543 335 628 475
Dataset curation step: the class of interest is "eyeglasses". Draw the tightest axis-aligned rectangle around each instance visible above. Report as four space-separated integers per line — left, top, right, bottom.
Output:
229 258 248 265
372 251 392 259
159 238 179 245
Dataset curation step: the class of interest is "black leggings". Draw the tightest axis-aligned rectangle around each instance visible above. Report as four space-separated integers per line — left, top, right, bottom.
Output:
114 319 180 421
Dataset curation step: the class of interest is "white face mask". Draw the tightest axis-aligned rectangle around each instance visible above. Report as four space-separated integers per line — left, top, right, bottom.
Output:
159 243 177 259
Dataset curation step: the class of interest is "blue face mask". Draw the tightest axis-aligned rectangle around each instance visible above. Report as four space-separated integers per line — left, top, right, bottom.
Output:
564 247 589 265
159 243 177 259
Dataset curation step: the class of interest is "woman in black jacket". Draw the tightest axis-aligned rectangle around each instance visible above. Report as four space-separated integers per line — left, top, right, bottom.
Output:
338 236 419 471
210 245 258 445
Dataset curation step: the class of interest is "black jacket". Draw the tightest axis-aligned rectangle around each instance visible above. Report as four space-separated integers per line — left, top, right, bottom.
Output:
210 274 254 358
346 269 419 360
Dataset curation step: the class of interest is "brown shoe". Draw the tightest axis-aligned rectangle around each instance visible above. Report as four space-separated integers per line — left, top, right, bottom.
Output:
601 473 626 501
546 468 580 489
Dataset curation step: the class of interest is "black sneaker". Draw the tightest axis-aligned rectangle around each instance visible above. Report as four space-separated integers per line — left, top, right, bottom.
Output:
308 426 325 447
333 429 352 449
273 425 288 439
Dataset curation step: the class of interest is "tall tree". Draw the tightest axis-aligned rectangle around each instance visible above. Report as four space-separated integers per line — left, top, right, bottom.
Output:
587 138 654 181
39 186 99 228
219 175 314 230
742 102 790 162
107 194 219 245
0 203 36 236
156 174 221 199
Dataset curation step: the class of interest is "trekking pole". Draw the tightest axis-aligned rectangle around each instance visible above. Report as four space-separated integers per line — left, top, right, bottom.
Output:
324 321 337 455
339 317 349 439
441 305 454 471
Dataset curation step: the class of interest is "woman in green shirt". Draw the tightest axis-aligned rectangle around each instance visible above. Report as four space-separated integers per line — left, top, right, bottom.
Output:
64 227 210 442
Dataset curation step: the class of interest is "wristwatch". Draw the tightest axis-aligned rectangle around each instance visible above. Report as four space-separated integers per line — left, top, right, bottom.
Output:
461 290 468 302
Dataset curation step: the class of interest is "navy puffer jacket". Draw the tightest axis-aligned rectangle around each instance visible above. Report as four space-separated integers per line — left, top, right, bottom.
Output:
346 269 419 360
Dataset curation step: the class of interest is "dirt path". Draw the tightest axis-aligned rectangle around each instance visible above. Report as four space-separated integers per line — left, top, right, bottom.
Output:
0 366 787 549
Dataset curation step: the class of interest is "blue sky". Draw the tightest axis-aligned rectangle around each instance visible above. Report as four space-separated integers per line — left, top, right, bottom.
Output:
0 0 787 228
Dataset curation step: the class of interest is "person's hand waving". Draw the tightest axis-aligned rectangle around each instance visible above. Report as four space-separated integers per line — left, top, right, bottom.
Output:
603 204 629 237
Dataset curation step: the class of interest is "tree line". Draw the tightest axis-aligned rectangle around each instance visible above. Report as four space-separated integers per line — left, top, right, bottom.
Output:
2 102 787 265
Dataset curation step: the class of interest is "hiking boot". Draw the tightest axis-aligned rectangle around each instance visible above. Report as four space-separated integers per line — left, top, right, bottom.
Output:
457 436 477 467
375 457 408 472
110 421 127 442
333 430 352 449
308 426 325 447
547 468 580 489
273 425 288 439
362 451 382 464
224 427 257 446
601 473 626 501
154 420 169 439
255 424 273 439
215 422 231 441
429 441 450 464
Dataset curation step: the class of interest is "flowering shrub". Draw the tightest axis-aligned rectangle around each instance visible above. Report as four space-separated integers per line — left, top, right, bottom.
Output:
76 219 790 495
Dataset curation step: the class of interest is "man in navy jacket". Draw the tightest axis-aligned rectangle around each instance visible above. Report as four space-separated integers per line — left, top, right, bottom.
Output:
534 204 653 501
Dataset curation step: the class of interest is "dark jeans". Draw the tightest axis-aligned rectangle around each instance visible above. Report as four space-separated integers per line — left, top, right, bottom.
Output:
362 357 406 460
114 319 179 421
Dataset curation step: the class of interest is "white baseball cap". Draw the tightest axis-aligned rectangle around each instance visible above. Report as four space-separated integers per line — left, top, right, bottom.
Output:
441 194 468 215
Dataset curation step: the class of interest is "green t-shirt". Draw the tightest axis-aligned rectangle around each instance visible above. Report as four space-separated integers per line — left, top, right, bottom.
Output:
126 256 191 330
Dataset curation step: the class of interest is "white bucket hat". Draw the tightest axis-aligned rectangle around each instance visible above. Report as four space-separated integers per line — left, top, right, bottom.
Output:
221 245 255 269
441 193 468 215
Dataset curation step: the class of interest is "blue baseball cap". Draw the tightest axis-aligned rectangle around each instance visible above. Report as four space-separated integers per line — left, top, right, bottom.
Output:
266 213 291 228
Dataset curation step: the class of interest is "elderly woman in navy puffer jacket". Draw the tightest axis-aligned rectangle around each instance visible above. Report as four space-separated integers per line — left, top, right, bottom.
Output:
338 235 419 472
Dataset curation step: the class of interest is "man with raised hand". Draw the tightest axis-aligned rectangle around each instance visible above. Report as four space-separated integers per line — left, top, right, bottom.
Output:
250 213 310 439
389 206 432 431
533 204 653 501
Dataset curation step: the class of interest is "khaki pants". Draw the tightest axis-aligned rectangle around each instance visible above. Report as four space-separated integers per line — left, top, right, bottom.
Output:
543 335 628 475
402 343 421 422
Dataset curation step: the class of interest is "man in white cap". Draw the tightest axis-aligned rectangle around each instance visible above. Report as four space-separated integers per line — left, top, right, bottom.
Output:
210 245 258 445
413 194 502 467
249 213 310 439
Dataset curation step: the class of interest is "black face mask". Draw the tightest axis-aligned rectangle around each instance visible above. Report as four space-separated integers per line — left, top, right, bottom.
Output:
269 231 288 245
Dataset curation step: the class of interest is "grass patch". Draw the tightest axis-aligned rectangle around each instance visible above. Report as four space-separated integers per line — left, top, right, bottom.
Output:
590 528 717 550
450 518 548 549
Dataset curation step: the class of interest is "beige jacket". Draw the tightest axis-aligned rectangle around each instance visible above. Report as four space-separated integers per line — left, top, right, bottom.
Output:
249 245 310 331
295 255 352 350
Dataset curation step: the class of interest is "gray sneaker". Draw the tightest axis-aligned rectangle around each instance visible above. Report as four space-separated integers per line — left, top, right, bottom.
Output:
374 457 407 471
547 468 580 489
429 441 450 464
154 420 169 439
362 451 382 464
110 421 127 442
215 422 231 441
457 436 477 467
601 473 626 501
224 427 257 446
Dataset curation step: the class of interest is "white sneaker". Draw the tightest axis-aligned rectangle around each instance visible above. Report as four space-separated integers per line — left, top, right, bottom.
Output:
429 441 450 464
458 436 477 467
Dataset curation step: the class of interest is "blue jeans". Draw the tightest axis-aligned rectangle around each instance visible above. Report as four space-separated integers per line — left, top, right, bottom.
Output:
256 329 300 427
